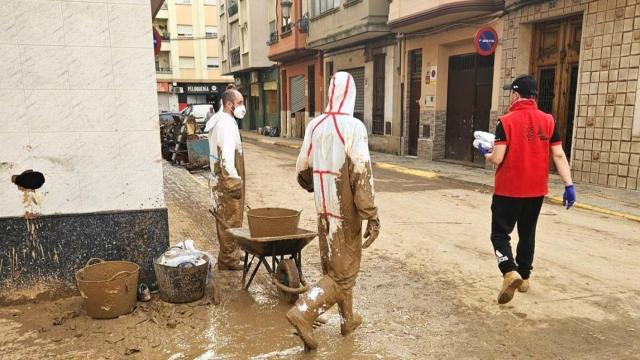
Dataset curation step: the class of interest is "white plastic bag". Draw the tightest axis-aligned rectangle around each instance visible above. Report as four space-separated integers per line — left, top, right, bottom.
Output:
157 240 217 284
473 131 495 151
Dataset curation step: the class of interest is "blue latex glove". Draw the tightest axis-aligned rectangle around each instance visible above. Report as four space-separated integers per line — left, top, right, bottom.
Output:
563 185 576 209
476 143 492 157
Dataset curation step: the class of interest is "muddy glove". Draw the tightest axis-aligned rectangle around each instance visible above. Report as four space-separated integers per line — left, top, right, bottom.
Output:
362 218 380 249
563 185 576 209
223 178 243 200
297 169 314 193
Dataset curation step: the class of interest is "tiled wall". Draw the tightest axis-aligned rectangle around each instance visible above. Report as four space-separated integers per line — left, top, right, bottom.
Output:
0 0 165 217
500 0 640 190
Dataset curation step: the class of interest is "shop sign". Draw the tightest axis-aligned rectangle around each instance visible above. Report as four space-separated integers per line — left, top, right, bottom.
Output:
184 84 218 93
157 82 170 92
474 27 499 56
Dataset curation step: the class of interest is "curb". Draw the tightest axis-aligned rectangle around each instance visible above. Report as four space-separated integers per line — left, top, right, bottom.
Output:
244 135 640 223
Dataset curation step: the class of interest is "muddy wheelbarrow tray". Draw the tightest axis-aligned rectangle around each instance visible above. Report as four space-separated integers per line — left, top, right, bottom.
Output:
226 227 317 290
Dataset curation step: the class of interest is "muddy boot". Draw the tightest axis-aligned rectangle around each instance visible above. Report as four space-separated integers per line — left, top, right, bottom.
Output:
498 271 523 304
285 276 340 351
338 291 362 336
518 278 530 293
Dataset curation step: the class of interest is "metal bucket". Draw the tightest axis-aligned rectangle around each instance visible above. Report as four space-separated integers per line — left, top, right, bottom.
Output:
247 208 301 238
153 257 209 304
75 258 139 319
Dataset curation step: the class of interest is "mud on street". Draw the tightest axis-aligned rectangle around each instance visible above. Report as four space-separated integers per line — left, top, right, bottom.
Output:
1 141 639 359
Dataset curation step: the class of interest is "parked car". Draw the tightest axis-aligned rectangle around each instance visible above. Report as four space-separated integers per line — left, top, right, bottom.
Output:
181 104 216 131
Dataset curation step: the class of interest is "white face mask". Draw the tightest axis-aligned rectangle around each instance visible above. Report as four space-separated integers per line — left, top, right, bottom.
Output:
232 105 246 119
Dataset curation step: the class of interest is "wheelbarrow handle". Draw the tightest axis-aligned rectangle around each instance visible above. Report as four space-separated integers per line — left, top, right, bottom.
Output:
271 274 310 295
85 258 104 267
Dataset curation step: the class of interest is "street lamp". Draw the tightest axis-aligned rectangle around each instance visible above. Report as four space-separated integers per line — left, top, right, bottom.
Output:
281 0 293 22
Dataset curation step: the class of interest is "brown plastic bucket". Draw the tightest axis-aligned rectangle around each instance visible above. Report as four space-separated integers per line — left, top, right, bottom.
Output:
75 258 139 319
247 208 301 238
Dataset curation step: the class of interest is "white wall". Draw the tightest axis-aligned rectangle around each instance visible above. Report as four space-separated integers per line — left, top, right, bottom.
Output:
0 0 165 218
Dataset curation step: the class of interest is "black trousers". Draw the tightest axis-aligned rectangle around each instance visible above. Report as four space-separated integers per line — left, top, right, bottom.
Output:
490 195 544 279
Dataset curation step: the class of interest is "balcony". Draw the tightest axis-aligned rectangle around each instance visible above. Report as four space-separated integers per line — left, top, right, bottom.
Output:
230 48 241 68
306 0 391 50
156 67 172 74
388 0 504 33
267 31 278 46
161 32 171 41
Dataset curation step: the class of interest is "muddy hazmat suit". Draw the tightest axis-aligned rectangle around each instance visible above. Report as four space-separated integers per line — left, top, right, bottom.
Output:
286 71 380 350
205 111 245 268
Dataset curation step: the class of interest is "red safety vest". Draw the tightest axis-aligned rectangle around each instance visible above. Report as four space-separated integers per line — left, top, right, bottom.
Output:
494 99 561 197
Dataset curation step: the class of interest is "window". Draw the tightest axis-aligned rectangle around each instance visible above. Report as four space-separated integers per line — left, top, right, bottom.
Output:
179 57 195 69
229 21 240 49
176 0 192 4
207 57 220 69
228 0 238 16
177 25 193 37
313 0 339 17
241 26 248 52
205 26 218 38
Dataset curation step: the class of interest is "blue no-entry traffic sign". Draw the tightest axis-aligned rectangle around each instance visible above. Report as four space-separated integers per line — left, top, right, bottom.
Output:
474 27 499 56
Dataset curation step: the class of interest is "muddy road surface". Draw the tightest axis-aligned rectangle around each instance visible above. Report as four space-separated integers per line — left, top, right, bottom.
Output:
1 141 639 359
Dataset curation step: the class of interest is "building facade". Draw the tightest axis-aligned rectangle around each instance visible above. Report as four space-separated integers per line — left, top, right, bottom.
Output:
499 0 640 190
218 0 279 130
0 0 168 303
306 0 402 154
267 0 323 138
153 0 234 112
389 0 504 162
389 0 640 190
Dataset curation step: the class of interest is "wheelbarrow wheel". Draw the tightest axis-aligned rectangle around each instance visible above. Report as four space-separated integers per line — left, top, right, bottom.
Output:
276 259 300 304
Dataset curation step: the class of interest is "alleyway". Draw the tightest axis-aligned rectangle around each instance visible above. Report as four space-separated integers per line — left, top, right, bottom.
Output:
1 141 639 359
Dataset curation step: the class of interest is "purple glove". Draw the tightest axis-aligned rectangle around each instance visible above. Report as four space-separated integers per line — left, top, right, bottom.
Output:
563 185 576 209
476 143 492 157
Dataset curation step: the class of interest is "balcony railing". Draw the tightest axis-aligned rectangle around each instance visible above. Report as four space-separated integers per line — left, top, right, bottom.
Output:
230 48 241 68
156 67 172 74
161 32 170 40
267 31 278 45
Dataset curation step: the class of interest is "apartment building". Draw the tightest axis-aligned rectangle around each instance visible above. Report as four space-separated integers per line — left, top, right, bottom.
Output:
218 0 279 130
389 0 640 190
153 0 234 112
267 0 323 138
307 0 402 154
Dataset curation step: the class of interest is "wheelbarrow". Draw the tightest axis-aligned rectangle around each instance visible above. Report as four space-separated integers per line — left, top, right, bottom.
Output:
226 227 317 303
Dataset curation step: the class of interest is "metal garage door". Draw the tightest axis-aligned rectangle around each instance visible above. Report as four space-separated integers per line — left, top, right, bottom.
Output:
344 67 364 120
290 75 306 113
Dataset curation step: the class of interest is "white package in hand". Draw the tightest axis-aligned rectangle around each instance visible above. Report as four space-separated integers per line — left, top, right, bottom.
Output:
473 131 495 150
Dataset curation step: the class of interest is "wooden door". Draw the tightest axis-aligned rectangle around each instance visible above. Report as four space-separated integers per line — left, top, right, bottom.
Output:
532 16 582 158
408 49 422 156
445 53 494 163
372 54 386 135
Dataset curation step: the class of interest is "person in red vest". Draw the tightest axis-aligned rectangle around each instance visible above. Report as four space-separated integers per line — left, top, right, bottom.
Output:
478 74 576 304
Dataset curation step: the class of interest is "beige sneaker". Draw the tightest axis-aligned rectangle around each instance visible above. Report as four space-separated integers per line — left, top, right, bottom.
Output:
498 271 523 304
518 279 530 293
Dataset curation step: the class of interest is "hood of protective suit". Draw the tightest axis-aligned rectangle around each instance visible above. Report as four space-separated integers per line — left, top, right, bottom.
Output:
325 71 356 116
204 107 225 132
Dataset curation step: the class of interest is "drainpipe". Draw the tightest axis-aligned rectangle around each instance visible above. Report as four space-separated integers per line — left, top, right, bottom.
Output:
397 33 405 156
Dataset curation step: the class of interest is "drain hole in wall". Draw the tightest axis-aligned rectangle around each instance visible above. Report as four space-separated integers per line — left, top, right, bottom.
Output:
12 170 45 190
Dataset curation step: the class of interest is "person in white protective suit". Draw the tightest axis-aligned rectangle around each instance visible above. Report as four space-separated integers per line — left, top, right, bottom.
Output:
286 71 380 351
205 89 247 270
